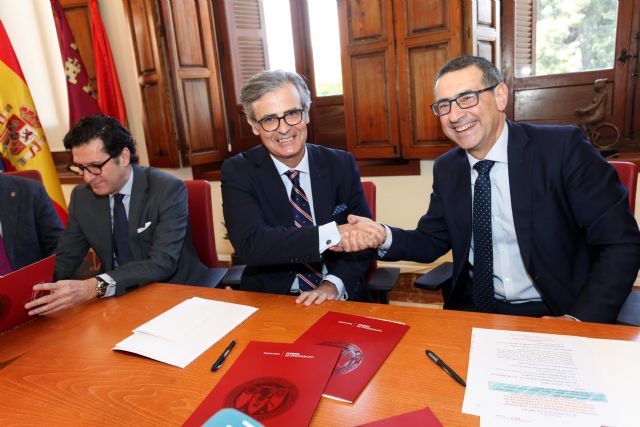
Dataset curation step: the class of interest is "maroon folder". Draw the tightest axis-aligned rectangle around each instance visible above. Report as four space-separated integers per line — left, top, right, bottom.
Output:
0 255 55 333
356 407 443 426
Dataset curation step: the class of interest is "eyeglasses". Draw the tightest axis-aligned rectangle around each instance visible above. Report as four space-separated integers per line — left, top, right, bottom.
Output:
430 84 498 117
255 109 304 132
68 156 113 176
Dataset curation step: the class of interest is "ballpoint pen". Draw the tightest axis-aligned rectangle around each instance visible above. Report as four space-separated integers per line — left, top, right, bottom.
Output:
425 349 466 387
211 339 237 372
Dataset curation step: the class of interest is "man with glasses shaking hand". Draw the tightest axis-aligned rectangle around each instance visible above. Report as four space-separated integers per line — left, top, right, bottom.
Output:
221 70 373 305
26 114 209 315
337 56 640 323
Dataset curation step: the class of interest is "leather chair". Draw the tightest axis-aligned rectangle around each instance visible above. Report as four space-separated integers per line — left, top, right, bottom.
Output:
414 159 640 298
184 179 228 287
221 181 400 303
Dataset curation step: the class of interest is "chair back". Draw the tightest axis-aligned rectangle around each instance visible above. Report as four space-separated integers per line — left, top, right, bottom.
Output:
184 179 220 268
361 181 376 220
5 169 44 182
608 161 638 214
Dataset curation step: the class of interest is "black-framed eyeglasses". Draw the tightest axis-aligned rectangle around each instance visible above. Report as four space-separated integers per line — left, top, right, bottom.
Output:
430 84 498 117
255 108 304 132
67 156 113 176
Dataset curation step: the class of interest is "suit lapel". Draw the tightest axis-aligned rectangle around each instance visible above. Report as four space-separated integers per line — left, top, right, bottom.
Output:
452 150 472 260
507 121 533 269
251 146 293 226
308 145 332 224
0 177 19 262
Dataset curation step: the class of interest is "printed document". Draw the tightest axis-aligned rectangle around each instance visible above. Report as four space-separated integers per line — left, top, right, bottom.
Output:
463 328 640 426
113 297 258 368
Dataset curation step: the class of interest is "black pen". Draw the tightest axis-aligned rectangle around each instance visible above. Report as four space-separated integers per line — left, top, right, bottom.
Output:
211 339 237 372
425 349 466 387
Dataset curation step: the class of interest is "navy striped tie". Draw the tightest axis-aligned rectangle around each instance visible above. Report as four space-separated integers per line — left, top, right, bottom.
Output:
472 160 496 312
285 170 323 291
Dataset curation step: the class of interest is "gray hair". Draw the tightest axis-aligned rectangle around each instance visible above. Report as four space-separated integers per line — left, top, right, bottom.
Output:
240 70 312 120
435 56 502 88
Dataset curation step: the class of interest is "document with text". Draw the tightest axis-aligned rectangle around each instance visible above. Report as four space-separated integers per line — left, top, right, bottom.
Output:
113 297 258 368
463 328 640 427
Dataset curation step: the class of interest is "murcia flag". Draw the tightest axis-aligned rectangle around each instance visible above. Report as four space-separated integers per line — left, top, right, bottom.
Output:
0 20 68 225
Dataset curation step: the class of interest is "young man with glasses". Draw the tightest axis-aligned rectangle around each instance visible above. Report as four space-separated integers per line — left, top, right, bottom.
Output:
221 70 373 305
336 55 640 324
26 114 210 316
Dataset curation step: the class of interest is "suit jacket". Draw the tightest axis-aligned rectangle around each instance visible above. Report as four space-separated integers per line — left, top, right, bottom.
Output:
54 165 208 295
0 174 64 270
221 143 374 300
385 121 640 323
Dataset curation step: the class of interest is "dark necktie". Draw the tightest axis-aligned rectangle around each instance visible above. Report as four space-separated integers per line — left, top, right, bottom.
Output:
0 234 13 275
472 160 496 312
113 193 134 266
285 170 323 291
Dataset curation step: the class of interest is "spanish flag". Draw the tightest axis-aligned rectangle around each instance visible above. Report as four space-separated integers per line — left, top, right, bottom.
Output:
0 20 68 225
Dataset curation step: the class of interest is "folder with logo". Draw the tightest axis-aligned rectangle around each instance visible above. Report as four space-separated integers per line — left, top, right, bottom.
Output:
0 255 55 334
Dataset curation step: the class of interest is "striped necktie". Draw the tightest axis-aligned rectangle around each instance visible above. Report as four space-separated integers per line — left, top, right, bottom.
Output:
285 170 323 291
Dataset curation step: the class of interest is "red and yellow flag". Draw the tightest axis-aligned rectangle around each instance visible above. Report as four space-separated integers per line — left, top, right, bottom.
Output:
0 20 68 225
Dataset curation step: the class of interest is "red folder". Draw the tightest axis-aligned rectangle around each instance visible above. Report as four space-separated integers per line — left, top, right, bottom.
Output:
0 255 55 334
183 341 341 427
295 311 409 403
356 407 443 426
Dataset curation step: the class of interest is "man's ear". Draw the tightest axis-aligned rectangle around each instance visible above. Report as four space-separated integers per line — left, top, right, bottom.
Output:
247 117 260 136
119 147 131 167
495 82 509 112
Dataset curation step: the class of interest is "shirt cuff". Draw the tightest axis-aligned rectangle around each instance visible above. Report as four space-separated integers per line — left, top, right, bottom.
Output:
319 221 340 253
377 224 393 258
98 273 117 298
323 274 348 300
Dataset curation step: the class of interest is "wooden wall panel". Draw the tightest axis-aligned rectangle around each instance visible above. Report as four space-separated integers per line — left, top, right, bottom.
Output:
312 104 346 151
141 83 179 166
348 0 384 41
463 0 500 65
172 0 205 67
406 0 446 33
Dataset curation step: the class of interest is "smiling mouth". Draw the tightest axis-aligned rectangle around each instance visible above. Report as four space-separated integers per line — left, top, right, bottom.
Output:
276 135 294 143
454 121 478 132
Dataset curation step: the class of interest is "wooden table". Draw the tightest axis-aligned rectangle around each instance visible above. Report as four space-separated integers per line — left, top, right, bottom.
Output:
1 284 639 426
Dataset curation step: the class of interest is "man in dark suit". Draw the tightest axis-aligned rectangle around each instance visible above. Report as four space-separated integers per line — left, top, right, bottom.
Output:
221 70 373 305
26 114 209 316
338 56 640 323
0 173 63 273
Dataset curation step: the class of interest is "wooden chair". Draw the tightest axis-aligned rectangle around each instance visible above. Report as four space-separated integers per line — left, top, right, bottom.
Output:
184 180 228 287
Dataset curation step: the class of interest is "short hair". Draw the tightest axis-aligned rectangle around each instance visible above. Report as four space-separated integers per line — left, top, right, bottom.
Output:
435 56 502 88
63 114 139 164
240 70 312 121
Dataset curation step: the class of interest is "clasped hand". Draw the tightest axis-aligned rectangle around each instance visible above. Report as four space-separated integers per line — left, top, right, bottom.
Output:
333 215 386 252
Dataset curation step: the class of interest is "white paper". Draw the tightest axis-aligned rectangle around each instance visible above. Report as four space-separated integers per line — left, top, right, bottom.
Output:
113 297 258 368
463 328 640 427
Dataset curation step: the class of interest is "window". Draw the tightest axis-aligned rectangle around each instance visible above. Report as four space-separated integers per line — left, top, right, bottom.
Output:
263 0 296 72
307 0 342 96
515 0 619 77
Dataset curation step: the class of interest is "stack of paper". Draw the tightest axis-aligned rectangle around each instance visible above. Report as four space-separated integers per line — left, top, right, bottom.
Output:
463 328 640 426
113 297 258 368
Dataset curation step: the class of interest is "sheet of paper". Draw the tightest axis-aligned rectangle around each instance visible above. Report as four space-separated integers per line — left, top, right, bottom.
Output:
113 297 258 368
463 328 640 427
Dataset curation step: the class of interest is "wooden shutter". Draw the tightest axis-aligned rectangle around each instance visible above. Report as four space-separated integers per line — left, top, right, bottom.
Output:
338 0 400 159
158 0 229 166
123 0 182 167
397 0 463 158
514 0 535 76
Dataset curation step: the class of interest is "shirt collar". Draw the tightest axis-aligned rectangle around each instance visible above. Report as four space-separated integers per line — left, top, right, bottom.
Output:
271 146 310 176
467 121 509 169
112 167 134 197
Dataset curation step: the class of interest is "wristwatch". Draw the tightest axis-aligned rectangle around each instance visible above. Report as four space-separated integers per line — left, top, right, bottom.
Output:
95 276 108 298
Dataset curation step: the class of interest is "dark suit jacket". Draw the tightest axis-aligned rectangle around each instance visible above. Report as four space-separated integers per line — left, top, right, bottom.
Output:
0 174 64 270
385 121 640 323
221 144 373 300
54 165 208 295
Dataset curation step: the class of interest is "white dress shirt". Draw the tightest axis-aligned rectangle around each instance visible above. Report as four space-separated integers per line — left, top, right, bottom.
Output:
271 148 346 299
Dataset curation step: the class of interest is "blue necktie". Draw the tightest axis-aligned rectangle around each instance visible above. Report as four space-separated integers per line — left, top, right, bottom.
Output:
285 170 323 291
113 193 134 266
472 160 496 312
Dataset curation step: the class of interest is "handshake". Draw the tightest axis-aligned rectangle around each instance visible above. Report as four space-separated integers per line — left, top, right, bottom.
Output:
332 215 387 252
